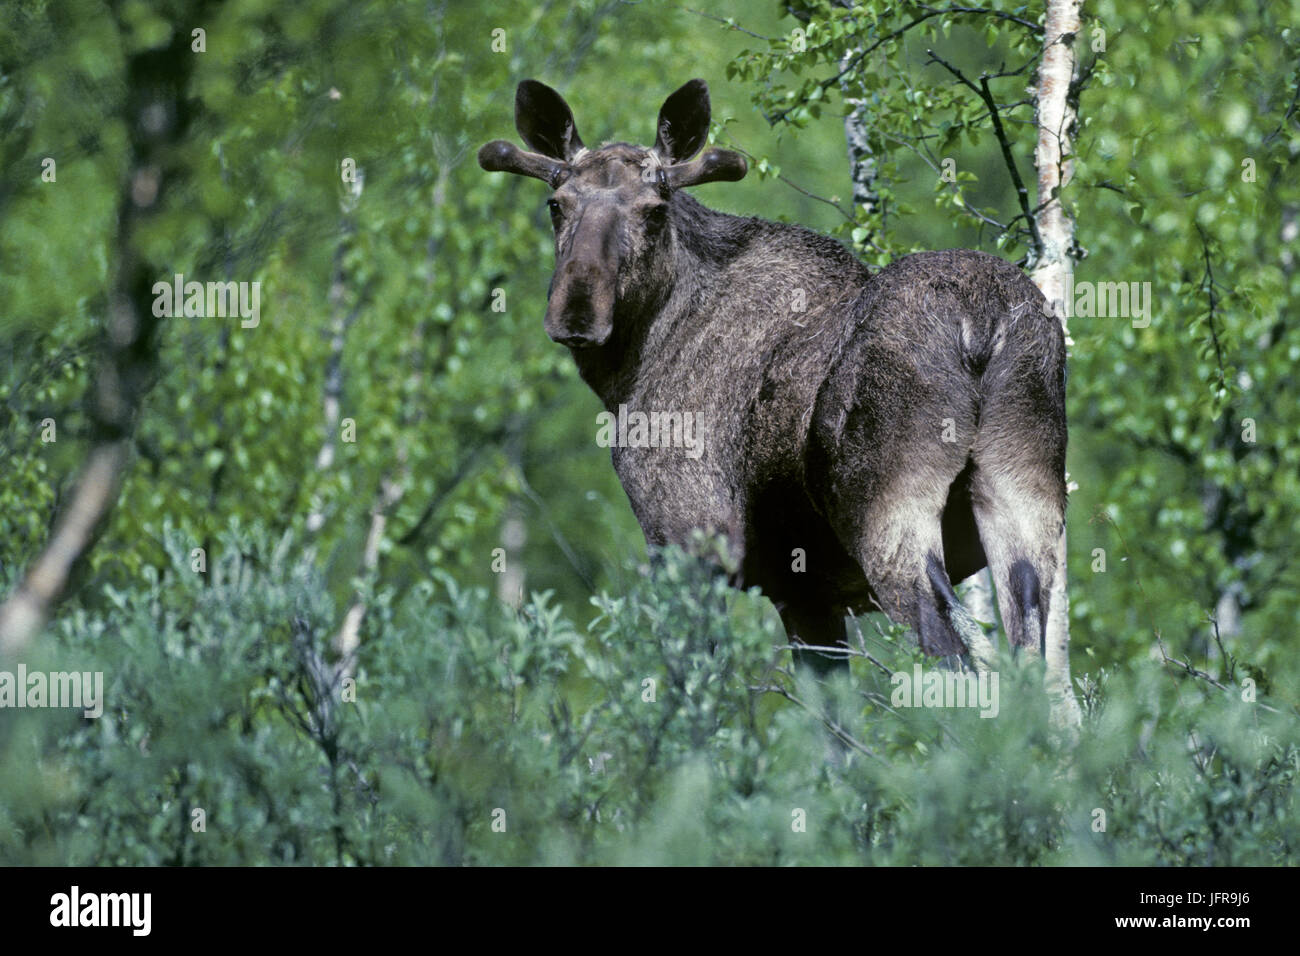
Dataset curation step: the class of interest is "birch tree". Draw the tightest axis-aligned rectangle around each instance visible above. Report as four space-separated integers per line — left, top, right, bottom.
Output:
1028 0 1083 729
0 6 217 655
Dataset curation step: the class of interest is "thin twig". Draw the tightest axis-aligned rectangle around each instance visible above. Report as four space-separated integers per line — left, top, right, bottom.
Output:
769 5 1042 125
679 5 773 41
721 139 857 225
927 49 1042 251
749 681 887 762
1155 630 1282 715
1195 224 1228 392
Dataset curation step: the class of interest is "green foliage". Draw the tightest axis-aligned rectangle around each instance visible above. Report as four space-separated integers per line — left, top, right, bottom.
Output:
725 0 1046 261
2 528 1294 865
1065 2 1300 683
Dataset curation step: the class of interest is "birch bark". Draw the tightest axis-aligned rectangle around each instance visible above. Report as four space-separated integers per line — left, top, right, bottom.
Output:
1030 0 1084 730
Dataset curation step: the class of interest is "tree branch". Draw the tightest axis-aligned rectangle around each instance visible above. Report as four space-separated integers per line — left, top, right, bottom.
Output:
770 5 1042 125
927 50 1042 252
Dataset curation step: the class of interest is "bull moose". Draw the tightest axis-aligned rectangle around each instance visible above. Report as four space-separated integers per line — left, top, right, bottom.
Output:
478 78 1069 678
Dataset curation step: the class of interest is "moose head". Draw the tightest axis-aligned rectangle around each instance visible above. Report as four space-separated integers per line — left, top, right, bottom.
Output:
478 78 747 349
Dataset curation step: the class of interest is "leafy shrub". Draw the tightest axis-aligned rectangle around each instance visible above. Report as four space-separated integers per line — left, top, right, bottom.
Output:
1 525 1295 865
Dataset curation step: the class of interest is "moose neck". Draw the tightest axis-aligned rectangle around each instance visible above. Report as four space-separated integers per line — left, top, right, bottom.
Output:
569 192 752 409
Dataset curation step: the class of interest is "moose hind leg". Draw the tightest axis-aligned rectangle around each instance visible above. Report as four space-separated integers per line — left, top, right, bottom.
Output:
850 501 984 660
967 321 1067 656
922 552 992 664
914 552 967 656
969 466 1062 655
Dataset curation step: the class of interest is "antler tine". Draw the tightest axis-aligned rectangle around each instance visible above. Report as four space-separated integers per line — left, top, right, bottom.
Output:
662 147 748 190
478 140 570 187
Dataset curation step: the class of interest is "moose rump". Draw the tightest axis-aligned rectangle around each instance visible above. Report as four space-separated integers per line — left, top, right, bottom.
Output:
801 248 1067 659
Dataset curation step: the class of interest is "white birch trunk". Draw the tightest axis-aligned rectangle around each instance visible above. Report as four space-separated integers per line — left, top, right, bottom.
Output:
1030 0 1084 731
0 33 194 654
0 442 130 655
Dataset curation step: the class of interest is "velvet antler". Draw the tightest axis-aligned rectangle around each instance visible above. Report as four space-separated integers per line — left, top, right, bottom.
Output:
661 147 748 190
477 140 570 187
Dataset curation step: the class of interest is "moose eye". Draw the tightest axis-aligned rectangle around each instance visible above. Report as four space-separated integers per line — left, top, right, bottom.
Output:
547 198 563 228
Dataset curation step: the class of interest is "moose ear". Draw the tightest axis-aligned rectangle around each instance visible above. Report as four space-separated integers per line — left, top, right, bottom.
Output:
515 80 585 160
654 79 711 163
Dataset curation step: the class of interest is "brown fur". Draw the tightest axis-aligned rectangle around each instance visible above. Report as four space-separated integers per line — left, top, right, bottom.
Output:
480 79 1067 665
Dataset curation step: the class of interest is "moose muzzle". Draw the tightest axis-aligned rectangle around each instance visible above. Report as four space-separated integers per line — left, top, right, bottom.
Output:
544 203 619 348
